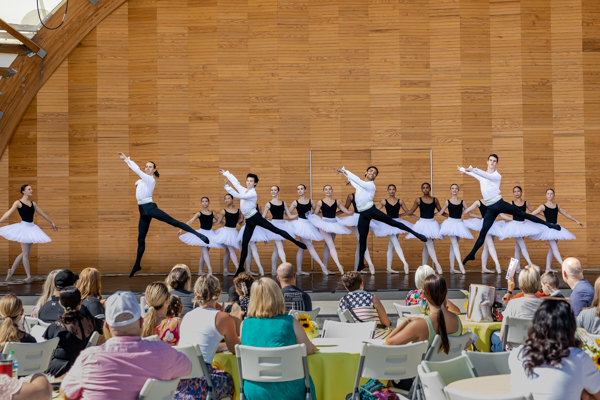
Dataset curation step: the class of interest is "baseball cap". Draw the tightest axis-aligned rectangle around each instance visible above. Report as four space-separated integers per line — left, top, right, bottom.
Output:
105 291 142 327
54 269 79 290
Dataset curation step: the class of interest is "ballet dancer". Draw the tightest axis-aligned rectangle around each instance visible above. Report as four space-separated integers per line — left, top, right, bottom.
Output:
462 199 504 273
177 197 222 275
219 169 306 277
307 185 353 274
238 204 269 276
214 193 243 276
288 184 333 275
334 166 427 272
530 189 583 271
458 154 560 266
117 152 209 277
0 184 57 283
263 186 298 276
340 191 376 274
375 184 417 274
498 186 542 270
434 184 477 274
402 183 445 274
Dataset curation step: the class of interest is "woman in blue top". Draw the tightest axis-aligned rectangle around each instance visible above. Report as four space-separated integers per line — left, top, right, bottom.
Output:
240 278 316 400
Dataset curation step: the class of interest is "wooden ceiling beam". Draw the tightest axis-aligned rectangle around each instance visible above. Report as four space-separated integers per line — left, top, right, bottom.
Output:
0 18 44 57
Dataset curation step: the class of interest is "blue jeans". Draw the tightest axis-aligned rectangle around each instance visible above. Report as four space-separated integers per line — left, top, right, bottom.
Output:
491 331 503 352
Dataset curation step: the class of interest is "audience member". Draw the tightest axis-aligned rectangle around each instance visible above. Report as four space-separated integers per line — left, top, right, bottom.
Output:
277 262 312 313
563 257 594 316
405 265 460 314
0 373 52 400
338 271 391 339
0 294 35 350
177 275 237 400
76 267 105 319
30 269 61 318
510 300 600 400
577 276 600 335
240 278 316 400
44 286 97 377
234 272 255 316
157 294 183 346
38 269 79 323
142 282 182 346
503 264 548 303
541 270 565 298
59 291 191 400
167 265 196 317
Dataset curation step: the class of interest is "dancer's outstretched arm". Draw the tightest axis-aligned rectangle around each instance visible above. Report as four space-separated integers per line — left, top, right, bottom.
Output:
221 178 255 200
400 198 419 218
400 199 419 220
0 201 19 223
288 200 298 214
336 167 375 192
219 169 246 194
262 202 270 218
214 210 226 225
313 200 323 216
118 152 154 186
558 206 584 227
530 205 544 216
461 201 480 218
463 200 481 215
177 212 200 236
457 165 501 184
336 200 353 215
284 202 298 220
32 202 58 231
434 200 449 217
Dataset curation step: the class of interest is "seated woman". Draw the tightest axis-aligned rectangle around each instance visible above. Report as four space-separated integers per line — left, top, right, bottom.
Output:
166 264 197 317
142 282 182 345
177 275 238 400
0 294 36 349
338 271 391 339
577 276 600 335
406 265 461 314
241 278 316 400
43 287 96 377
30 269 61 318
510 300 600 399
75 268 104 320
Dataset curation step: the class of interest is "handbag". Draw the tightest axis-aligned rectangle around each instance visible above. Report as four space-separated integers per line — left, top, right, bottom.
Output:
466 284 495 322
345 380 395 400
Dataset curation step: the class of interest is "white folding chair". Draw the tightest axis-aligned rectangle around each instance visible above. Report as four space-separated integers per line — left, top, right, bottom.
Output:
462 350 510 377
421 355 477 386
350 341 428 400
3 337 59 376
173 344 221 400
576 329 600 347
502 316 533 351
337 308 354 323
86 331 100 348
143 335 160 341
417 365 446 400
29 325 46 343
322 320 375 339
425 333 472 362
235 343 311 400
444 387 533 400
289 307 320 320
23 317 50 334
137 378 181 400
393 303 423 318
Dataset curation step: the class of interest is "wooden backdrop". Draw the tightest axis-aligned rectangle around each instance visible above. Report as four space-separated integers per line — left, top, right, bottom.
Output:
0 0 598 275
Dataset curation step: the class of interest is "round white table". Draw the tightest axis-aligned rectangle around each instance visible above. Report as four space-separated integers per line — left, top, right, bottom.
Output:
311 338 384 353
447 374 511 395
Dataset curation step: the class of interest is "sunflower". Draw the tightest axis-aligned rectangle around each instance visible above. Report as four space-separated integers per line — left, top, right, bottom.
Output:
595 339 600 347
297 314 309 323
301 320 314 333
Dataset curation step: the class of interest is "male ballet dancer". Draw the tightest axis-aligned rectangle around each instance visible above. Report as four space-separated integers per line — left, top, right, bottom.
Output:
458 154 561 266
219 169 307 277
335 166 427 272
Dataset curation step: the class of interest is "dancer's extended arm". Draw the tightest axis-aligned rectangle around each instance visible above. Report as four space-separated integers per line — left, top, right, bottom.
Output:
284 202 298 220
312 200 323 216
219 169 246 193
530 205 544 216
458 165 501 184
462 200 481 215
461 200 480 218
32 202 58 231
335 167 375 193
177 212 200 236
434 200 449 217
400 198 419 218
400 199 419 220
0 201 19 224
558 205 584 227
262 202 270 218
336 200 353 215
288 200 298 214
118 153 155 187
221 176 255 201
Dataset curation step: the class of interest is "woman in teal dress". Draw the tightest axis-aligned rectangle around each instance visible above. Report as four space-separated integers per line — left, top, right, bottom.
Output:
240 278 317 400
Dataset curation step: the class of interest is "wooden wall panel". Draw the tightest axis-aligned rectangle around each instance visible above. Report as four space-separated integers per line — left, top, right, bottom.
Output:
0 0 599 275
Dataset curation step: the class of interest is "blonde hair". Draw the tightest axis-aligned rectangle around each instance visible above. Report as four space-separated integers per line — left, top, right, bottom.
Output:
0 295 23 351
415 265 436 290
193 274 221 305
76 268 102 301
519 266 541 294
142 282 170 337
247 278 285 318
165 264 191 291
34 269 61 316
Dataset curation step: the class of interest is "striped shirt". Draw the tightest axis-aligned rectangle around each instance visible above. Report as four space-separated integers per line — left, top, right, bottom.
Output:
338 290 390 339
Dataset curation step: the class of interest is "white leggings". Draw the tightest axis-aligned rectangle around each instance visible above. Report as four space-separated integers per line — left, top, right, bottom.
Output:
387 235 408 268
481 235 500 268
422 239 442 270
9 243 33 278
296 238 326 272
271 240 287 271
545 240 563 269
447 236 465 271
244 242 264 274
222 245 239 273
198 247 213 273
514 238 533 266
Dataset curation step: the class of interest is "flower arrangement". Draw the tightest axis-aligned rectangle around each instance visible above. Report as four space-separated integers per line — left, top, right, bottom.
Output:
298 314 319 340
582 338 600 370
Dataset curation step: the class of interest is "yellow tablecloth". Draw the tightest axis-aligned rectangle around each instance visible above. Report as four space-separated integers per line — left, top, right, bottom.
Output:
447 374 511 395
460 315 502 353
213 338 383 400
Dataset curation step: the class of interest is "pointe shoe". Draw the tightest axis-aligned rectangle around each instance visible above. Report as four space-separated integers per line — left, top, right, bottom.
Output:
5 269 13 282
338 266 345 274
321 269 335 276
246 270 258 276
258 268 265 277
23 276 33 283
271 269 278 276
198 270 206 276
297 270 309 276
360 270 368 274
387 268 400 274
129 265 142 278
435 265 443 274
208 267 213 275
417 233 427 243
495 265 502 274
459 266 466 275
549 223 561 231
449 268 460 274
404 264 409 274
481 267 495 274
223 270 232 276
545 267 556 272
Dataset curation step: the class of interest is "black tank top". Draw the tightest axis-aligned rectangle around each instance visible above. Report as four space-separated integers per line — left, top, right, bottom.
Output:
269 202 285 220
419 198 436 219
447 201 463 219
321 201 337 218
296 201 312 220
18 201 34 223
512 201 527 222
543 205 559 224
478 202 488 217
385 199 401 219
199 212 214 230
224 210 239 228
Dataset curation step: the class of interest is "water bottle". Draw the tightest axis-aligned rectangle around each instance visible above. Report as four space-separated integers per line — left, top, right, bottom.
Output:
8 351 17 379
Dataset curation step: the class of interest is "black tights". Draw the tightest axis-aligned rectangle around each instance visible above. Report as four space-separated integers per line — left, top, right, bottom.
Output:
357 206 424 271
135 203 207 268
463 199 557 265
236 213 305 276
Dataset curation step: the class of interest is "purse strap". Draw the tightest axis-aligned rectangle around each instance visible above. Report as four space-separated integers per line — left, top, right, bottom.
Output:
342 295 364 323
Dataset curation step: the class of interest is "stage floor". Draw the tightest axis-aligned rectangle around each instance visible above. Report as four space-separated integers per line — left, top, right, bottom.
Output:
0 269 574 297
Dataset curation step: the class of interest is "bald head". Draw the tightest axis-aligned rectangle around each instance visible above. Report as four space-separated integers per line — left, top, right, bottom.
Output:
277 262 296 285
563 257 583 277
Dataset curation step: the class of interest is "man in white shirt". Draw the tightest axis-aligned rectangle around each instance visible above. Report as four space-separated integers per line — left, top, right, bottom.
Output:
335 166 426 272
220 169 306 276
458 154 560 266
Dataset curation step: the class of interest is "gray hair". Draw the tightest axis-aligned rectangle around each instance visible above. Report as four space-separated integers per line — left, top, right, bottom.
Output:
415 265 436 289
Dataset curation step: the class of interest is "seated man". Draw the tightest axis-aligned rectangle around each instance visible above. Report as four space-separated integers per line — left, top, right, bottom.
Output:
0 373 52 400
277 262 312 313
59 291 191 400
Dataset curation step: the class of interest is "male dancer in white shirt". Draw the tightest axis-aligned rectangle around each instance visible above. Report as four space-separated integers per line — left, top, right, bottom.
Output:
458 154 561 266
335 166 427 272
220 169 307 277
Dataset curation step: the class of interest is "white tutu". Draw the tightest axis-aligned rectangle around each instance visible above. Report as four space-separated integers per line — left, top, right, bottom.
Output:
531 225 576 241
338 213 359 227
0 221 51 244
307 214 351 235
266 219 297 241
499 220 542 240
439 218 474 239
237 225 271 243
213 227 241 250
464 218 505 237
406 218 443 240
179 228 222 248
371 218 414 237
290 218 323 241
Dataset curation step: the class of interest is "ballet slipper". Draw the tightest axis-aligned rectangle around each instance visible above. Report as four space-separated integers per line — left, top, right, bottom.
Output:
223 270 233 276
495 265 502 274
321 268 335 276
481 267 495 274
337 266 345 274
435 264 443 274
549 223 561 231
297 270 309 276
404 263 409 274
545 267 556 272
463 253 476 265
5 269 13 282
387 268 400 274
246 270 258 276
23 276 33 283
271 268 278 276
360 270 368 274
459 266 466 275
208 267 213 275
449 268 460 274
198 270 206 276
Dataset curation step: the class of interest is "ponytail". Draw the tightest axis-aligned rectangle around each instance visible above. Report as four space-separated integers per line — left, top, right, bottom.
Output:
437 308 450 354
142 282 169 337
59 287 82 325
422 274 451 354
0 317 19 352
142 306 158 338
148 161 160 179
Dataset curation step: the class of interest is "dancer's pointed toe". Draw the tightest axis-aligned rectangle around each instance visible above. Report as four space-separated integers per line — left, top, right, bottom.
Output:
549 223 561 231
129 265 142 278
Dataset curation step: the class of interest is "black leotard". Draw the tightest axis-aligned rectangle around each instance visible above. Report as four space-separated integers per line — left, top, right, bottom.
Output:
199 212 214 230
512 201 527 222
543 205 559 224
321 201 337 219
447 201 464 219
419 198 437 219
224 210 239 228
385 200 401 219
18 201 34 223
269 202 285 220
296 201 312 220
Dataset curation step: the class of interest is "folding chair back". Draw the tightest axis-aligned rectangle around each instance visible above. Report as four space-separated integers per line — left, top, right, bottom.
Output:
421 354 476 386
426 333 472 362
3 338 59 376
462 350 510 377
173 345 218 400
337 308 354 323
393 303 424 318
137 378 181 400
86 331 100 348
417 364 447 400
502 316 533 351
322 320 375 339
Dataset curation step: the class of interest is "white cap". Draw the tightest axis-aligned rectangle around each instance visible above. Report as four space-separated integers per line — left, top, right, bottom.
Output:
105 291 142 327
